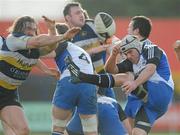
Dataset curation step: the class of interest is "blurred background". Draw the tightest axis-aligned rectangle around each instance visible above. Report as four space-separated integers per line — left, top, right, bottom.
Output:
0 0 180 134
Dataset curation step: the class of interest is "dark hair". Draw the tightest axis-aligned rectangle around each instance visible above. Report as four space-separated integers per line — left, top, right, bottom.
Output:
131 16 152 38
63 2 82 17
55 23 69 34
8 16 36 34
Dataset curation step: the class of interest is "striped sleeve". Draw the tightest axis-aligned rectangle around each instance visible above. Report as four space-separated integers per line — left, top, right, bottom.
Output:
143 45 163 66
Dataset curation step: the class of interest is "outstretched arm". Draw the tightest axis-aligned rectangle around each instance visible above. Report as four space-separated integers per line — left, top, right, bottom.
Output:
36 59 60 80
27 26 80 49
173 40 180 61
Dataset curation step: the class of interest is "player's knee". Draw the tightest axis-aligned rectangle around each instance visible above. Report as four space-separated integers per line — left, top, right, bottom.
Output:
15 125 30 135
127 72 135 80
52 118 68 130
132 127 147 135
80 115 98 133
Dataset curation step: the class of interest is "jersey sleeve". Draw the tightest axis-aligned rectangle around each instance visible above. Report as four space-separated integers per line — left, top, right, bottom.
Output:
116 59 133 73
6 34 31 51
55 41 68 59
143 45 163 66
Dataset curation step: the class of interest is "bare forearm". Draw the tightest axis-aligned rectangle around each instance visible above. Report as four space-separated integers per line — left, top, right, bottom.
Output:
87 45 107 55
135 64 156 86
39 43 57 56
27 34 64 48
105 54 118 73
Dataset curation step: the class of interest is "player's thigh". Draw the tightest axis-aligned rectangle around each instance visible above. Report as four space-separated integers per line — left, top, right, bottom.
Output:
78 84 97 114
52 105 72 120
146 81 173 111
52 77 79 110
1 121 16 135
114 72 134 86
124 96 142 118
0 106 29 131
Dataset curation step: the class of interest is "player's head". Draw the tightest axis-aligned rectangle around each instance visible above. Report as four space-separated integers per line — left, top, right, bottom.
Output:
8 16 37 36
63 2 85 27
128 16 152 40
120 35 142 53
56 23 69 34
120 35 142 63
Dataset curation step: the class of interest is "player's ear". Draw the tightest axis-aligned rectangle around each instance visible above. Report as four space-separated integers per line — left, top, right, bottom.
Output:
133 28 139 35
65 15 70 22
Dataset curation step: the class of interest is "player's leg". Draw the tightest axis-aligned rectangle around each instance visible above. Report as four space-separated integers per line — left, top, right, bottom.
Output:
79 114 97 135
0 106 30 135
78 84 98 135
132 106 150 135
1 121 16 135
52 105 72 135
52 77 81 135
0 90 29 135
66 108 84 135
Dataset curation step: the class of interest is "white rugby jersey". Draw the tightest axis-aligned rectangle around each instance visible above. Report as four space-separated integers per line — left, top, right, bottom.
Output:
54 41 94 79
117 44 174 89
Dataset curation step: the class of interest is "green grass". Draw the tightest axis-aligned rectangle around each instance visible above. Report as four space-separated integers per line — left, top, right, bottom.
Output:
28 132 180 135
1 132 179 135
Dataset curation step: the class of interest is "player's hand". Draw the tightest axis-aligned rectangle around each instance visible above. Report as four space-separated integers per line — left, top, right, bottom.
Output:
63 27 81 40
121 81 138 95
42 16 55 30
111 44 120 57
48 68 60 80
65 56 81 83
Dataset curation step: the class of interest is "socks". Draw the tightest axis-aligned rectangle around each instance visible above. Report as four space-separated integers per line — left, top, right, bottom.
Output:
79 72 115 88
52 131 63 135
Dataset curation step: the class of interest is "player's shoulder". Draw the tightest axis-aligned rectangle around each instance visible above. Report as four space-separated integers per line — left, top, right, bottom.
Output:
85 19 94 24
143 44 159 52
85 19 95 28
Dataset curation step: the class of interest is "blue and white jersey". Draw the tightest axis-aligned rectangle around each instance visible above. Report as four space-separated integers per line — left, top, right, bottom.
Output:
66 95 127 135
141 38 153 46
97 96 127 135
117 44 174 90
54 41 94 80
72 20 105 73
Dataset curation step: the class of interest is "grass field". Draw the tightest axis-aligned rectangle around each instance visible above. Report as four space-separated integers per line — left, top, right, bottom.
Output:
29 132 180 135
0 132 179 135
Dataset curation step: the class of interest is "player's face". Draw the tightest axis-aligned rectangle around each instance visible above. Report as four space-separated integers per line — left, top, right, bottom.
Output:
127 21 139 36
67 6 85 28
127 21 134 35
24 22 37 36
124 49 140 64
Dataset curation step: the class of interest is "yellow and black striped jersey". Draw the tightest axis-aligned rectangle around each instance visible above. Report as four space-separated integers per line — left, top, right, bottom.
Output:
0 34 40 91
